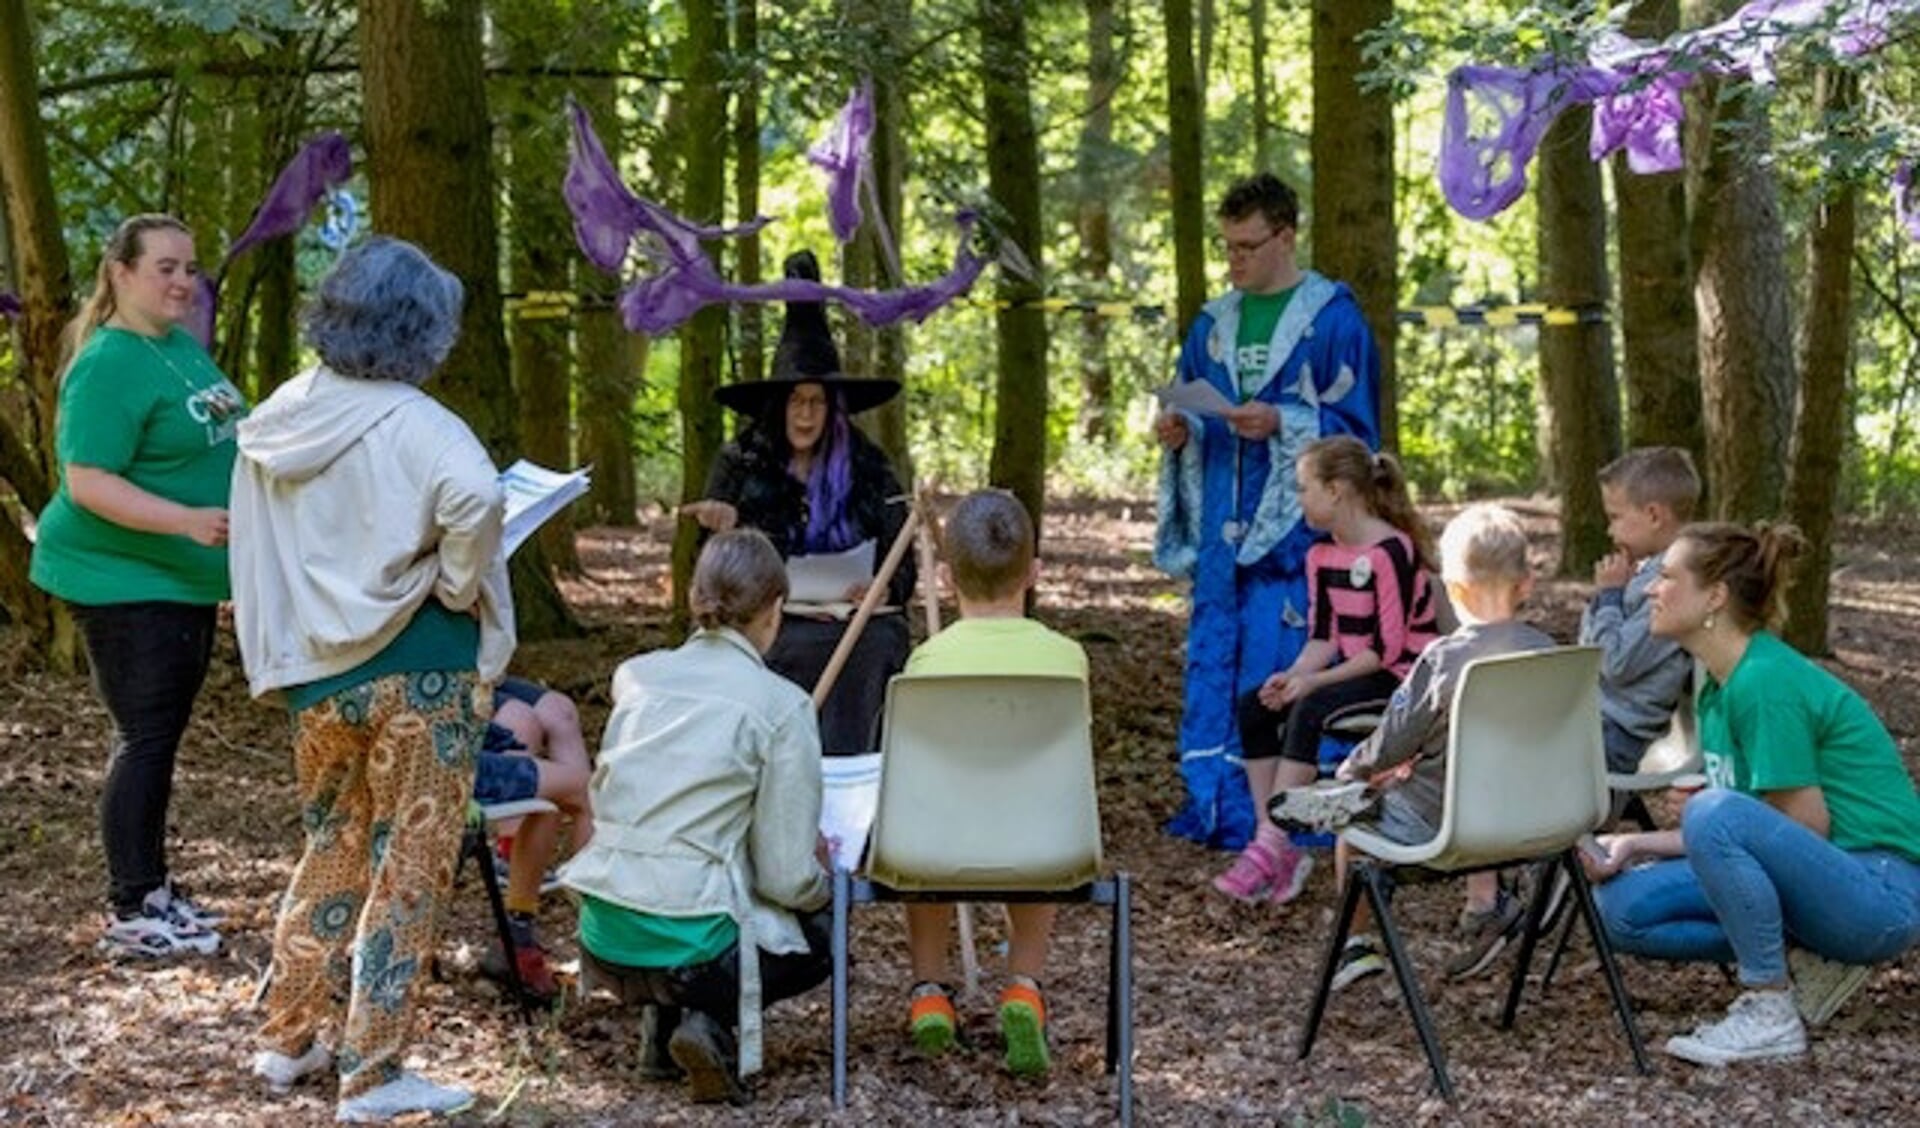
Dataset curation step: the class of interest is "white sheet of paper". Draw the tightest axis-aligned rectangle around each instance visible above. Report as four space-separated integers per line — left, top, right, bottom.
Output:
820 753 883 872
499 459 591 556
786 539 876 604
1151 380 1235 418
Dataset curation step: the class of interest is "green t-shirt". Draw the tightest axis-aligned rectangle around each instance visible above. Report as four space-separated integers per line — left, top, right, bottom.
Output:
31 326 247 605
578 894 737 968
282 601 482 714
1233 285 1297 399
904 616 1089 679
1698 631 1920 862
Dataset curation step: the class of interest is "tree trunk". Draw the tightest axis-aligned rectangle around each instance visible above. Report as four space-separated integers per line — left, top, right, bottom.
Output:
981 0 1049 536
1612 0 1701 465
733 0 764 390
359 0 578 638
1537 103 1621 575
1684 0 1795 520
1076 0 1118 444
670 0 729 635
1782 69 1858 656
499 4 581 573
0 0 75 668
1311 0 1398 451
1251 0 1271 172
1165 0 1207 336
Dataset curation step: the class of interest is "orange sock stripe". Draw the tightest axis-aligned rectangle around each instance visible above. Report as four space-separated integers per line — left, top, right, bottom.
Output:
998 984 1046 1025
910 994 957 1026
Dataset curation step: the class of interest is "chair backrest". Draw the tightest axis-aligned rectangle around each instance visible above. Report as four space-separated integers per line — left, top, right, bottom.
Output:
865 673 1102 892
1431 646 1608 869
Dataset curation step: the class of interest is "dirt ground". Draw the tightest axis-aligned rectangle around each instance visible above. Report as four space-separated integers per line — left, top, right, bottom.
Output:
3 498 1918 1126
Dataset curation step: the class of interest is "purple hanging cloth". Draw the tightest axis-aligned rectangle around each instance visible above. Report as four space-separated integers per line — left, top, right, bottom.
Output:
810 81 875 245
1439 63 1618 220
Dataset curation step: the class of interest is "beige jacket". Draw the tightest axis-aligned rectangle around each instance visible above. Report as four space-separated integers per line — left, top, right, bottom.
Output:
228 365 515 698
561 627 828 1072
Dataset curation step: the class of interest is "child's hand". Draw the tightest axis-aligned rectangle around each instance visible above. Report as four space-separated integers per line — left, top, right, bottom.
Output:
1256 672 1292 709
1580 833 1633 883
1593 549 1633 590
1276 672 1318 705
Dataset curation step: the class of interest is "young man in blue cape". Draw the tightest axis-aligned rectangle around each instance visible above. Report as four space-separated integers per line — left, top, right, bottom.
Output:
1154 173 1381 852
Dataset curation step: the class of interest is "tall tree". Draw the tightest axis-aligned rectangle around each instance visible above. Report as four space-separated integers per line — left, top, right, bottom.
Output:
1076 0 1119 443
981 0 1049 532
359 0 578 637
733 0 764 390
670 0 729 630
1165 0 1207 334
1613 0 1703 465
1251 0 1271 172
1537 104 1621 574
1684 0 1796 520
0 0 73 665
1310 0 1398 450
1782 69 1859 655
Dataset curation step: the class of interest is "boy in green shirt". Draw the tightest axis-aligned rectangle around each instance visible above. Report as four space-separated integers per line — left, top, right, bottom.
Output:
901 490 1088 1077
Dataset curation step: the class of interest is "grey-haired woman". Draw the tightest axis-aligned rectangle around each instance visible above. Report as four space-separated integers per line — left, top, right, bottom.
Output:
229 237 514 1123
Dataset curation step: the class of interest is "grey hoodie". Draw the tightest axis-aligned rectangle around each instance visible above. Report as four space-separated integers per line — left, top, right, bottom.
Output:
228 365 514 698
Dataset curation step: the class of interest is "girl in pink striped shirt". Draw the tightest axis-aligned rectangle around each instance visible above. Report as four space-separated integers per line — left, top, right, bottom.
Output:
1213 436 1442 904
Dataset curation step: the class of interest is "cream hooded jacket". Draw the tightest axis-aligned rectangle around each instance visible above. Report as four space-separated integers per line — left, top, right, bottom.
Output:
228 365 515 699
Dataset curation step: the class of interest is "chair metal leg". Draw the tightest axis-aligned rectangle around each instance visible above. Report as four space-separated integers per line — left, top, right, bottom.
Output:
1540 885 1581 994
1296 864 1368 1062
830 867 852 1109
1500 856 1562 1029
1364 866 1455 1101
1114 874 1133 1127
468 825 532 1020
1566 854 1650 1074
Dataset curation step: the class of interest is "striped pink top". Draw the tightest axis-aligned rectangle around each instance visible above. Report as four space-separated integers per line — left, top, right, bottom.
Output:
1306 532 1441 679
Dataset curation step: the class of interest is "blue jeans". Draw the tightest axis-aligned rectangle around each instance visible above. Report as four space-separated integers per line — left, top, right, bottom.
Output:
1595 788 1920 984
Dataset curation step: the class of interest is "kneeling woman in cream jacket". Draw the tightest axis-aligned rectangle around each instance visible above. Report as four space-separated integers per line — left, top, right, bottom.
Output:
563 529 831 1106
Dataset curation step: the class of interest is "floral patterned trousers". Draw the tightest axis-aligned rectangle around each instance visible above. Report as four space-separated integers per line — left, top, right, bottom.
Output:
260 670 483 1097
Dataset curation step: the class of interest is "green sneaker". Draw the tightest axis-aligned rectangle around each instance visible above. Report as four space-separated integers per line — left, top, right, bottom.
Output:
909 982 958 1055
998 979 1050 1077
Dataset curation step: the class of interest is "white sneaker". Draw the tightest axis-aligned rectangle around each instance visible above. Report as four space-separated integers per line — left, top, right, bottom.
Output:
158 879 225 928
253 1044 332 1094
1268 780 1373 834
335 1072 474 1123
1664 990 1807 1066
1789 949 1873 1028
99 900 221 959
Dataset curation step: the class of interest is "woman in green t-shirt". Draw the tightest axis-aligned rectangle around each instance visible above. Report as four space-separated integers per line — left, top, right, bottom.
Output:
1587 522 1920 1068
29 214 247 960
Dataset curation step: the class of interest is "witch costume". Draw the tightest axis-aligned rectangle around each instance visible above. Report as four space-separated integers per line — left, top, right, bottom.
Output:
1155 273 1380 850
703 250 914 756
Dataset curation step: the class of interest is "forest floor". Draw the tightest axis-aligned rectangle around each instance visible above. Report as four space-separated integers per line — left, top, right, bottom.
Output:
3 497 1919 1127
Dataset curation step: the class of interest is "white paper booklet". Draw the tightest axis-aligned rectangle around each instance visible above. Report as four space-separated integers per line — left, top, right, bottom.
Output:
1151 379 1235 417
786 539 876 604
820 753 883 872
500 459 591 556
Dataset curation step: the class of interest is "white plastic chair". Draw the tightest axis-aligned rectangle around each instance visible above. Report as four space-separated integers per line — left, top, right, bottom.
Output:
829 673 1132 1123
1296 646 1648 1099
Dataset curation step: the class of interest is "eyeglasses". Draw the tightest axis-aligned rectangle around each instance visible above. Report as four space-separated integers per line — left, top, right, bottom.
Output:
1216 228 1285 258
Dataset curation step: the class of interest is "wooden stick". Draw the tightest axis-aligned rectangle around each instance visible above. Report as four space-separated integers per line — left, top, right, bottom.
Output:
811 496 921 711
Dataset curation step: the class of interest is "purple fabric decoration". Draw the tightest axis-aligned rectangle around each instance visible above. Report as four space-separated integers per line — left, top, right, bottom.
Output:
185 275 218 349
565 99 990 336
224 132 352 265
810 81 875 245
1590 70 1689 173
1440 63 1619 220
1896 162 1920 243
0 291 20 320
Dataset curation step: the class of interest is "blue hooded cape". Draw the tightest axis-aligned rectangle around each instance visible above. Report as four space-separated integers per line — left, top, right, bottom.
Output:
1155 272 1381 849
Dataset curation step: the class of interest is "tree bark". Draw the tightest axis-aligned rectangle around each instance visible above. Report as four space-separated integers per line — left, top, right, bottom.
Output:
0 0 75 667
1076 0 1118 443
1684 0 1795 520
670 0 730 634
359 0 578 637
1782 69 1858 655
1612 0 1702 464
981 0 1049 536
1537 103 1621 575
733 0 764 390
1165 0 1207 336
1311 0 1398 451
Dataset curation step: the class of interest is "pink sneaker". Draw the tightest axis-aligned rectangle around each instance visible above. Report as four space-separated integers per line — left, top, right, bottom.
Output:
1267 847 1315 905
1212 842 1281 902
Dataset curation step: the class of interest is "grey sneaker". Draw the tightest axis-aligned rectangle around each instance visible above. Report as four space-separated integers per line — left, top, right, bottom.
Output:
1330 936 1387 992
1443 891 1524 980
1268 780 1373 834
667 1010 748 1105
1664 990 1807 1066
335 1072 474 1122
252 1044 332 1094
1789 949 1873 1028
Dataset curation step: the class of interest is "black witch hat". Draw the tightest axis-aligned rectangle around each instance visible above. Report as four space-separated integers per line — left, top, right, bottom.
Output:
713 249 902 416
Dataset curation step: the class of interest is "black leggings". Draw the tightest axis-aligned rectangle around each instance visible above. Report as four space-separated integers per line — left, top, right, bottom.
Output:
1237 669 1402 766
71 600 218 914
